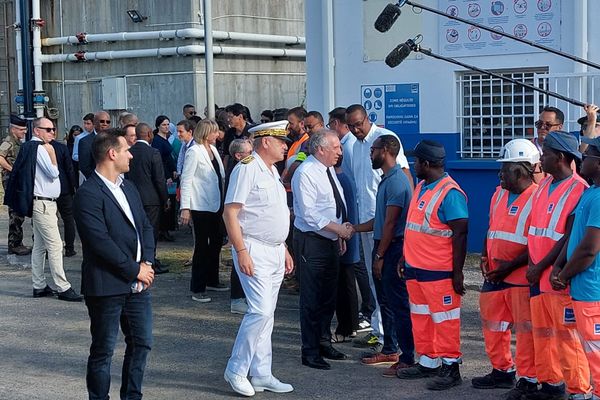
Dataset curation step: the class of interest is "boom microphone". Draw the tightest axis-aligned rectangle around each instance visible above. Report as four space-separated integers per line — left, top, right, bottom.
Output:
374 3 402 32
385 39 415 68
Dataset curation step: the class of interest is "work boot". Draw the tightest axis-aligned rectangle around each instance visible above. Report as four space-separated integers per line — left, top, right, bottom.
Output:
525 382 567 400
8 245 32 256
396 363 440 379
426 362 462 391
472 368 516 389
503 378 539 400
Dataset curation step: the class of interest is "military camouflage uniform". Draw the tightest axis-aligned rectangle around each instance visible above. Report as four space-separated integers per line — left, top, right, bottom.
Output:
0 134 25 249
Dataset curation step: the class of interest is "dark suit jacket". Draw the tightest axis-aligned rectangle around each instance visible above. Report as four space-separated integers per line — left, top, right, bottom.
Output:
74 172 155 297
51 140 77 195
151 134 176 180
3 140 42 217
78 132 96 178
126 142 168 206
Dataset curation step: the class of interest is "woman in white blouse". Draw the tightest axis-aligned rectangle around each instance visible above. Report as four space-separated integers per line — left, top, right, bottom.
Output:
180 119 227 302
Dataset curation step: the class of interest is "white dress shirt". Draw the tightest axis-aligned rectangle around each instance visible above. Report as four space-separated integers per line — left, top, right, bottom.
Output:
95 171 141 262
352 123 409 223
292 155 346 241
225 152 290 245
32 137 61 198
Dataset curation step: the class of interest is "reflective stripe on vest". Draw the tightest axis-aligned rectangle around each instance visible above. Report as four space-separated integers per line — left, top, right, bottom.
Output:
410 302 461 323
581 339 600 354
528 179 579 241
405 181 454 238
487 189 533 245
481 319 512 332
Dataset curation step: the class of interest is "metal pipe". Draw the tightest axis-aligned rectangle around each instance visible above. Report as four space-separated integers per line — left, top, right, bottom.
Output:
39 45 306 63
204 0 214 119
14 0 23 92
41 28 306 46
31 0 43 117
400 0 600 71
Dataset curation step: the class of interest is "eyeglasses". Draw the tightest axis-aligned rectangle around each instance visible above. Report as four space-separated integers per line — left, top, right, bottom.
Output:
188 111 197 116
37 127 56 132
99 119 111 124
326 120 337 129
535 120 561 130
347 117 366 130
582 154 600 161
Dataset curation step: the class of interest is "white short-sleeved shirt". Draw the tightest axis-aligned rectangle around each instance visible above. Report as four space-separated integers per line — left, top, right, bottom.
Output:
352 124 409 223
225 152 290 245
292 155 346 241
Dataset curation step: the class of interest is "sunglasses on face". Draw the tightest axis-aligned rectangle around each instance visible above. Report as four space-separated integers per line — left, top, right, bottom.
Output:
99 119 111 124
534 120 560 130
38 127 56 132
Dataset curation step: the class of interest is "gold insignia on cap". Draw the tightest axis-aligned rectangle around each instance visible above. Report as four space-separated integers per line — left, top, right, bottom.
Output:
241 155 255 164
253 129 289 140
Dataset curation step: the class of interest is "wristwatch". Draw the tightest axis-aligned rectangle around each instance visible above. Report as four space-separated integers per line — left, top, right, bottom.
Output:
144 261 153 267
374 253 383 261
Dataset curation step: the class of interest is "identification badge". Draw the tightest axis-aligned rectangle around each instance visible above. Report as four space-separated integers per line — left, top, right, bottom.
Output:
508 205 519 216
547 203 555 214
594 323 600 335
443 295 452 306
418 200 426 210
564 308 576 324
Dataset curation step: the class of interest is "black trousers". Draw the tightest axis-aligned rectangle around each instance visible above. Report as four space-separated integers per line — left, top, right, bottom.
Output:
294 229 339 358
354 260 375 319
57 193 76 251
144 205 161 261
190 211 222 293
335 262 359 336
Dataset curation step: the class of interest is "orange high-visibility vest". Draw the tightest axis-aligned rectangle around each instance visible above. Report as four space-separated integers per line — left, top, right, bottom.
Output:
404 175 467 272
528 174 587 293
486 184 538 285
283 133 309 192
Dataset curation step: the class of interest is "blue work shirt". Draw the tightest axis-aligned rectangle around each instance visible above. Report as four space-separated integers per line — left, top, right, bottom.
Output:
568 185 600 302
374 164 412 240
337 170 360 264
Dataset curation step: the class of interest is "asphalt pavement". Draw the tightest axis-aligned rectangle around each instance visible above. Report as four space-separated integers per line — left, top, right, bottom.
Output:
0 207 505 400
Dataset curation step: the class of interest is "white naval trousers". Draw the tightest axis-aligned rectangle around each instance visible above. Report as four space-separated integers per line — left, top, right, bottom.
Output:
31 199 71 291
360 231 383 340
226 237 285 378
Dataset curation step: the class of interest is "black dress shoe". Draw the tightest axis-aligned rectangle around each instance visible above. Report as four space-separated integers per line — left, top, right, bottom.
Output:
153 265 170 274
320 345 348 360
9 245 32 256
33 285 57 298
302 356 331 370
64 249 77 257
57 288 83 302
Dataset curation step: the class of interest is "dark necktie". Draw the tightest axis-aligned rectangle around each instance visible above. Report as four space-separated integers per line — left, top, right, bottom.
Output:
326 168 347 222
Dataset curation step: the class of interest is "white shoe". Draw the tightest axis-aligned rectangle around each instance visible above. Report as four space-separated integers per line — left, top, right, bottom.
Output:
231 298 248 314
224 369 255 397
251 375 294 393
191 293 211 303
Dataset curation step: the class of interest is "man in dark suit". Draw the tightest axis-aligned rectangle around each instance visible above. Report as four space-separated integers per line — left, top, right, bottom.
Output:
74 130 155 400
126 123 169 274
78 110 111 179
50 133 78 257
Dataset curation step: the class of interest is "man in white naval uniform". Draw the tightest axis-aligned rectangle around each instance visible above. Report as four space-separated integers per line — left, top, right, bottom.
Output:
223 120 295 397
345 104 413 347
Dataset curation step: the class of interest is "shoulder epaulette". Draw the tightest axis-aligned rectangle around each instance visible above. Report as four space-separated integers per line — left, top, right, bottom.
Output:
241 155 255 164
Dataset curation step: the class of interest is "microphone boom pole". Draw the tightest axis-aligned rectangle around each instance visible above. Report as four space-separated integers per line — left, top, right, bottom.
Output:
403 39 585 107
401 0 600 71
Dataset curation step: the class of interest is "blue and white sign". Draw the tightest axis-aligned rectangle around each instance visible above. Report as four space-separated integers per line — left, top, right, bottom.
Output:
361 83 420 134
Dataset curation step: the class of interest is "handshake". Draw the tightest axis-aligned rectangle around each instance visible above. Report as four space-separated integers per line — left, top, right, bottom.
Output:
337 222 355 240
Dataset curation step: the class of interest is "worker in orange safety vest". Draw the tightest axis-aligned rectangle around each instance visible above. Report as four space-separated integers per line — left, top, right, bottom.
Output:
527 131 592 400
471 139 540 399
396 140 468 391
553 136 600 400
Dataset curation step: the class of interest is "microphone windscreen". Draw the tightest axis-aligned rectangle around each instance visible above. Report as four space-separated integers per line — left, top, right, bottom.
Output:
374 3 402 33
385 42 412 68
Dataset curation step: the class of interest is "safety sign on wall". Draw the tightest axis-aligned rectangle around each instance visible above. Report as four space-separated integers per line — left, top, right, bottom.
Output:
361 83 420 134
439 0 561 57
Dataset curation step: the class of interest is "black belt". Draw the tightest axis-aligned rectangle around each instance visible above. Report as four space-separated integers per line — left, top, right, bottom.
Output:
297 229 333 241
33 196 57 202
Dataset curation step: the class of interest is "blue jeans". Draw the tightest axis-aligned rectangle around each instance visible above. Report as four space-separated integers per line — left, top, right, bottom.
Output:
85 291 153 400
372 239 415 364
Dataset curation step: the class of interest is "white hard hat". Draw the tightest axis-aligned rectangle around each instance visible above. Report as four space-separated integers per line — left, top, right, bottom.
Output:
497 139 540 164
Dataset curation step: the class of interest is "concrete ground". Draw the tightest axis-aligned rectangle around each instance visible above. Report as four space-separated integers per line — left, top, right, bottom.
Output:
0 207 507 400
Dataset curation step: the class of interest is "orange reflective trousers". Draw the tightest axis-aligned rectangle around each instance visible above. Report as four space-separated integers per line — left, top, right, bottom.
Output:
530 293 591 395
480 286 535 378
573 301 600 398
407 278 461 360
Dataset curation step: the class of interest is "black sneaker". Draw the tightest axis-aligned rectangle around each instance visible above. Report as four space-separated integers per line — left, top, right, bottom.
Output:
524 383 567 400
396 363 440 380
503 378 539 400
472 368 516 389
426 362 462 391
57 288 83 302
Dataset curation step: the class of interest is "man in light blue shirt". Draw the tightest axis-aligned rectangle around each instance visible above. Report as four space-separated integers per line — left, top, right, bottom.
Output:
71 113 94 162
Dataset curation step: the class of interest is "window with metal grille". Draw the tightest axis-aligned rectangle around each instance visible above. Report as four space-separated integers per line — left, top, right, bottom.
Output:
457 68 548 159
